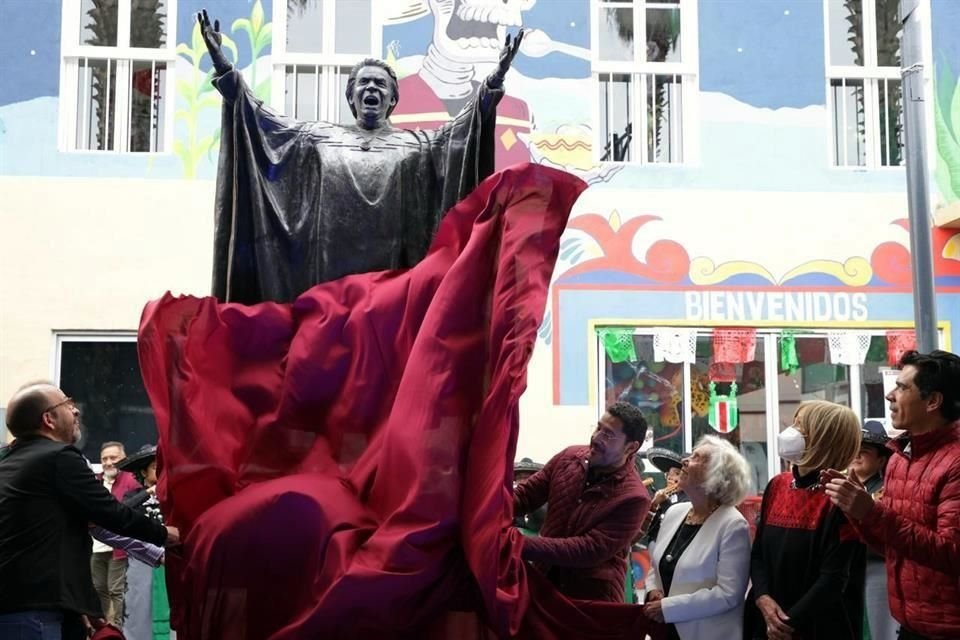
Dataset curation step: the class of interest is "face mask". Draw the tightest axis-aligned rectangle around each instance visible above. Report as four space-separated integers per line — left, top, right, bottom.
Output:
778 426 806 463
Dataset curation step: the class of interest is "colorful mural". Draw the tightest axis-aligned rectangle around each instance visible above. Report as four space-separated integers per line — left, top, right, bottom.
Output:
2 0 959 410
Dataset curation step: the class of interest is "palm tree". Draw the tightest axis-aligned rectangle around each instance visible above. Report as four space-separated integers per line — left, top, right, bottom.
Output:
606 8 681 161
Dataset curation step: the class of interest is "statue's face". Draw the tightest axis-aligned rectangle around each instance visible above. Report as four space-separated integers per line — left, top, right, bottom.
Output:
350 65 397 127
428 0 535 65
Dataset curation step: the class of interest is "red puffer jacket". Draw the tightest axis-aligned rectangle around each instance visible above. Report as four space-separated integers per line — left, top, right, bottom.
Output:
514 446 650 602
851 422 960 639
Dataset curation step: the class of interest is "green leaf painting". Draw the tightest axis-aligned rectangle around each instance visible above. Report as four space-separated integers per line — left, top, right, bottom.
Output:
174 0 271 177
935 61 960 204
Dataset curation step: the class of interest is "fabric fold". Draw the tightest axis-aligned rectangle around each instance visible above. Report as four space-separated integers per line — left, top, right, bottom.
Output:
139 164 662 639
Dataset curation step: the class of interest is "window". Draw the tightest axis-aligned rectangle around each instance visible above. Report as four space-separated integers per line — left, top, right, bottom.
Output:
271 0 381 122
825 0 903 167
59 0 177 152
598 326 943 493
54 334 157 460
591 0 698 164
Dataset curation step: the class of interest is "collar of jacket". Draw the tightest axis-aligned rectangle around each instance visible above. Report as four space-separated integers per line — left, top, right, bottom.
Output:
890 421 960 459
582 452 636 490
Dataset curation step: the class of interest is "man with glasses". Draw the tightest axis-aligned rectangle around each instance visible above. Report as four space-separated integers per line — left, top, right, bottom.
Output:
513 401 651 602
0 382 177 640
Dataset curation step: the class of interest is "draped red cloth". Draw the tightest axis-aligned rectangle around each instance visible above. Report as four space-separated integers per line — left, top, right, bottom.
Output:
138 164 663 640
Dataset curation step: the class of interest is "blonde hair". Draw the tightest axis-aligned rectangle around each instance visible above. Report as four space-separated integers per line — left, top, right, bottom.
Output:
697 435 753 506
794 401 861 472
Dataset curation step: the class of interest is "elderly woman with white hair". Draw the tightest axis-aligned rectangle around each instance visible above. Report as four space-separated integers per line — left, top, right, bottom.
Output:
642 435 753 640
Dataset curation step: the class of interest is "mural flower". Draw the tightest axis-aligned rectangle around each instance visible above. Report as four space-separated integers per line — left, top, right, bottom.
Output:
559 211 690 283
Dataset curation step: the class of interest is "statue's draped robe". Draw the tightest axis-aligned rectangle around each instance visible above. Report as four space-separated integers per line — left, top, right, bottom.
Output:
211 69 498 303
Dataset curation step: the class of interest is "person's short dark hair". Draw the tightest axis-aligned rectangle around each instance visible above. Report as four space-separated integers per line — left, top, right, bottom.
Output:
344 58 400 118
5 383 53 438
607 401 648 444
899 350 960 421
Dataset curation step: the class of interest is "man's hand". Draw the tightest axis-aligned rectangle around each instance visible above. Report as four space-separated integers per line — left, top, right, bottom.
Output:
643 598 664 623
822 468 874 520
486 29 526 88
646 589 664 602
164 525 181 547
197 9 231 74
756 594 794 640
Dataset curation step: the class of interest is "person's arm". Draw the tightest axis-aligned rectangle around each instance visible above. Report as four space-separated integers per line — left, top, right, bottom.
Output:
660 517 751 623
122 487 150 509
90 526 164 568
521 495 646 567
54 448 168 547
514 462 553 517
784 509 862 628
749 484 773 600
853 460 960 573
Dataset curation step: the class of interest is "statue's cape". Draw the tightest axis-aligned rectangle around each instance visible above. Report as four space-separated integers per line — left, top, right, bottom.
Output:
140 164 664 639
210 69 498 304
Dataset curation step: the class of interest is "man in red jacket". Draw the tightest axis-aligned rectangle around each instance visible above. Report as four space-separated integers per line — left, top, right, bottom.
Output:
825 350 960 640
90 441 142 627
514 401 651 602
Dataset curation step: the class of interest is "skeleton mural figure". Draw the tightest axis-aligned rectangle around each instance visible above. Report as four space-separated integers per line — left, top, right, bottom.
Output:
388 0 536 168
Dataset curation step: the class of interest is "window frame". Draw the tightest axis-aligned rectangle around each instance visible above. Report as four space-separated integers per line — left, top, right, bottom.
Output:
269 0 383 121
57 0 178 154
822 0 933 170
596 325 945 489
590 0 700 166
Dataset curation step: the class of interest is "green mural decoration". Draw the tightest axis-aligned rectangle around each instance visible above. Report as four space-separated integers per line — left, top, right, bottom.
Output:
232 0 273 102
174 0 271 178
935 62 960 204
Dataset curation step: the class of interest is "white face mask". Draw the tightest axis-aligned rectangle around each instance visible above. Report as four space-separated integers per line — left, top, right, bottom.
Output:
778 426 806 463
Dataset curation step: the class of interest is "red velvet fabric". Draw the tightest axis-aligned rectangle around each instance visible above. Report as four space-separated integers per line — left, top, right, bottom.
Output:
138 164 663 639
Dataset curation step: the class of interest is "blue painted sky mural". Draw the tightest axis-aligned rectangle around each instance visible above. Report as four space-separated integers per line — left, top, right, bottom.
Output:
0 0 958 190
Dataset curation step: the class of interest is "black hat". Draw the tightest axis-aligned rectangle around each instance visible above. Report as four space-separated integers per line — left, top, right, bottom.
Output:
646 447 684 474
117 444 157 473
861 420 892 456
514 457 543 473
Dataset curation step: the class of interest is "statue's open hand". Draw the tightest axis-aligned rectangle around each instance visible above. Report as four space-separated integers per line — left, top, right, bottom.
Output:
487 29 526 88
197 9 230 73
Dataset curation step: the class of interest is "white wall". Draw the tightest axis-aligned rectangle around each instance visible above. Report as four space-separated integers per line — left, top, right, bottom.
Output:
0 176 215 405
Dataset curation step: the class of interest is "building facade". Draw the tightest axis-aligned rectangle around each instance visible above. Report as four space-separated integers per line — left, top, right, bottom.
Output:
1 1 959 494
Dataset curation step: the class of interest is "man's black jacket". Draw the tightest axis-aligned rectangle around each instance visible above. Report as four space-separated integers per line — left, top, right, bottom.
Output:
0 436 168 616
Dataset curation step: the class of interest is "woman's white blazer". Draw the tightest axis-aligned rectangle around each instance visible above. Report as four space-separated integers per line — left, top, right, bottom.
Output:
645 503 751 640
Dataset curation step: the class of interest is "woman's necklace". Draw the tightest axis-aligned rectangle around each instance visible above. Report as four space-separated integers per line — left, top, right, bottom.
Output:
684 504 718 525
664 506 716 563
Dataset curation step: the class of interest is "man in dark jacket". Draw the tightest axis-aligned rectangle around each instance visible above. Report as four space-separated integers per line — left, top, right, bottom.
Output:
826 350 960 640
514 401 651 602
0 382 177 640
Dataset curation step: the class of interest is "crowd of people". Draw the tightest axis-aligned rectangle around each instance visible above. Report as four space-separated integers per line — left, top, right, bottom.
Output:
512 349 960 640
0 382 178 640
1 349 958 640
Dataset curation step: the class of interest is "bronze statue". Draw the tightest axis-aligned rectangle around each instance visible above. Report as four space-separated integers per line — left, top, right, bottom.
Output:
198 10 524 304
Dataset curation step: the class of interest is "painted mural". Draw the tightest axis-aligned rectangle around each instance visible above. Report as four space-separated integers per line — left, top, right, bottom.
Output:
0 0 958 361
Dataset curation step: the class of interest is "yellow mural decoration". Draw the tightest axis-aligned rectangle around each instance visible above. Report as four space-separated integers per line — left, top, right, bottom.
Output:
780 257 873 286
689 256 874 286
689 257 778 285
528 132 594 171
944 233 960 261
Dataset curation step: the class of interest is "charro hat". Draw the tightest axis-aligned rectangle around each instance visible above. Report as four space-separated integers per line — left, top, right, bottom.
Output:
514 457 544 473
861 420 892 456
116 444 157 473
645 447 684 474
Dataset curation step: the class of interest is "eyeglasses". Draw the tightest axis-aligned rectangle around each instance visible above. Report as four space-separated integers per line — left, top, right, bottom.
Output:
592 428 622 443
43 397 75 414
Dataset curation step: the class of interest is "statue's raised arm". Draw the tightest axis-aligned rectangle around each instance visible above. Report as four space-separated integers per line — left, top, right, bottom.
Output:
198 10 231 77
